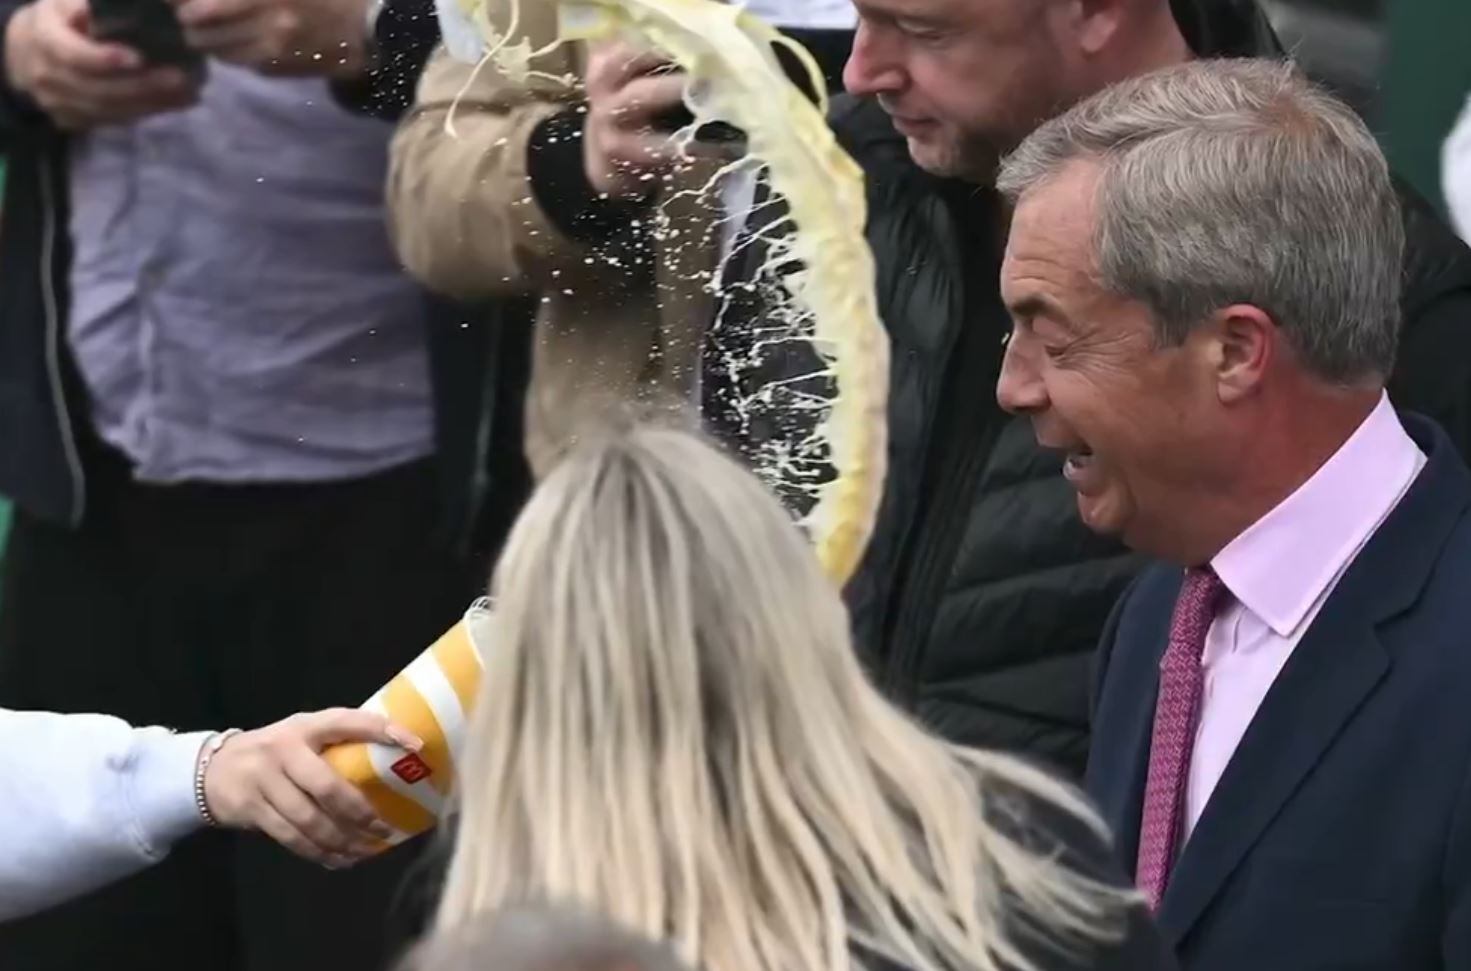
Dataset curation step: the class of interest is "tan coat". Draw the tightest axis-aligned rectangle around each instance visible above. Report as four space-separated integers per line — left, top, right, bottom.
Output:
387 11 723 479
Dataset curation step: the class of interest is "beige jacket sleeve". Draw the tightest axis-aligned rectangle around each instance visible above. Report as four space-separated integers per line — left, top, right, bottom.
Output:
387 3 600 300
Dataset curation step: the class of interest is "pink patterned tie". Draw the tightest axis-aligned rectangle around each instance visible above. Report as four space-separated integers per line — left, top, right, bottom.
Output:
1135 567 1227 911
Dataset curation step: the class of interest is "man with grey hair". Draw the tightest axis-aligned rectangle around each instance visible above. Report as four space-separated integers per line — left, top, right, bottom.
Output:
400 906 695 971
734 0 1471 785
998 58 1471 970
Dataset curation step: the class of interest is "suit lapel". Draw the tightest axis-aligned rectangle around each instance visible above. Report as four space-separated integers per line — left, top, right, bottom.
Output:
1156 608 1388 943
1156 415 1470 945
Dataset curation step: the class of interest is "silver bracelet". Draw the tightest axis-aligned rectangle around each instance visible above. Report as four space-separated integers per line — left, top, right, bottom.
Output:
194 728 243 828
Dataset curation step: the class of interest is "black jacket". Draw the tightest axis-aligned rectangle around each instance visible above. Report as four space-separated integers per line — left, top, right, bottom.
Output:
0 0 530 557
830 1 1471 777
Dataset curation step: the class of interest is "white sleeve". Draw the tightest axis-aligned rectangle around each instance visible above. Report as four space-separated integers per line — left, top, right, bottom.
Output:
0 708 210 922
1445 94 1471 243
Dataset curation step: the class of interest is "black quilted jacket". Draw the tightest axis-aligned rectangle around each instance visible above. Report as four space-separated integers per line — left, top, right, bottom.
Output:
831 0 1471 777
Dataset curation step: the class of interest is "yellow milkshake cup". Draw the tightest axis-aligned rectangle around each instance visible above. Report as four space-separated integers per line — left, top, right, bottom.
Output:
324 598 492 848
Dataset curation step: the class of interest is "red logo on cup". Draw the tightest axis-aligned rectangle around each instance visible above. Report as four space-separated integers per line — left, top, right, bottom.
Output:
391 752 433 785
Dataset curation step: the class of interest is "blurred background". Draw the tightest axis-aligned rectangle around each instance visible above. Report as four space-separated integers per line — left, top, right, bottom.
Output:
1262 0 1470 212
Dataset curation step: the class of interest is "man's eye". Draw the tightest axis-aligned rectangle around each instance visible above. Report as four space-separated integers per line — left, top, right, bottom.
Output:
897 20 946 41
1044 345 1069 362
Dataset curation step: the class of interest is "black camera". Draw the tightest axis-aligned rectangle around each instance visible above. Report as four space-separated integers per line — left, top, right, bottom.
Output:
88 0 204 71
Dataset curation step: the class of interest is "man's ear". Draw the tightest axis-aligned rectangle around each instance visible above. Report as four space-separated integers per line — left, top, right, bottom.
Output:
1211 304 1275 404
1069 0 1130 55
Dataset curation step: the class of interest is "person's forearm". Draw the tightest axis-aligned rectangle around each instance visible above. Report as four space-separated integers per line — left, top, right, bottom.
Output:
0 709 208 922
387 48 589 298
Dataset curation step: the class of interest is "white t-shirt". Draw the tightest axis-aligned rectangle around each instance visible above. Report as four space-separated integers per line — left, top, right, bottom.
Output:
1444 94 1471 243
741 0 856 31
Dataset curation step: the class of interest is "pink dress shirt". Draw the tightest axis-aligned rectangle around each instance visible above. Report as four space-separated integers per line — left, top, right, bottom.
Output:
1183 394 1427 839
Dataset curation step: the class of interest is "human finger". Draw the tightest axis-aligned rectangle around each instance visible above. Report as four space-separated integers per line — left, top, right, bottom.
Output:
172 0 265 30
250 801 354 867
588 41 672 90
296 708 424 751
182 17 275 54
281 745 393 842
259 768 360 857
34 1 144 73
604 73 688 131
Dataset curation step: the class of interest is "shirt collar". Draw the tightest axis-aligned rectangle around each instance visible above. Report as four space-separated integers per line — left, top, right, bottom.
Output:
1210 394 1425 638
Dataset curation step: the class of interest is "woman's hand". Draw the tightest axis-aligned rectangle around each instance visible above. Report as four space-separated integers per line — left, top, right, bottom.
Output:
203 708 421 867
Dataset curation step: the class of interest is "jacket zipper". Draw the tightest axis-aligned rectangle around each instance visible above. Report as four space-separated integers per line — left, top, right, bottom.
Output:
878 190 1011 706
879 347 1007 707
40 160 87 527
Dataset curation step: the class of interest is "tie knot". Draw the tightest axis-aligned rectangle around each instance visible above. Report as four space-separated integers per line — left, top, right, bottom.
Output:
1183 566 1226 604
1162 567 1227 670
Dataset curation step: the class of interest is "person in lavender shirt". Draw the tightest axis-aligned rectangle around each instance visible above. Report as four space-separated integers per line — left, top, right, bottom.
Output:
997 59 1471 970
0 0 499 967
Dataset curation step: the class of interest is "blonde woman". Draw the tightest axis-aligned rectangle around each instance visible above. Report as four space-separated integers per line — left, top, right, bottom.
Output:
433 421 1174 971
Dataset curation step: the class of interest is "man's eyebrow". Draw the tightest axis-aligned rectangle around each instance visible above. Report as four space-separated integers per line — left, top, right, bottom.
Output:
1006 293 1071 325
852 1 949 26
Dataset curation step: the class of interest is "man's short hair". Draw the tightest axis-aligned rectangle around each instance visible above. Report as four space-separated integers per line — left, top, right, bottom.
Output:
997 58 1404 385
400 905 696 971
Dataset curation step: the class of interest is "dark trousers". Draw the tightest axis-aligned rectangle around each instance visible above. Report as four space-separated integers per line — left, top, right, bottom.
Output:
0 444 480 971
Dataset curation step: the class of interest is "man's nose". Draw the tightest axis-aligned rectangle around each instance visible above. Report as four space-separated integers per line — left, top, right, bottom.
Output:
842 23 904 97
996 332 1049 415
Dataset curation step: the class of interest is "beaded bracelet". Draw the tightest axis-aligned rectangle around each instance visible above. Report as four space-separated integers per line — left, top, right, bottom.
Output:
194 728 243 828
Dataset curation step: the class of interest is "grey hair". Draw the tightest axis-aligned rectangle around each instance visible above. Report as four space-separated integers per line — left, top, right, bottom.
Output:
996 58 1404 385
399 904 695 971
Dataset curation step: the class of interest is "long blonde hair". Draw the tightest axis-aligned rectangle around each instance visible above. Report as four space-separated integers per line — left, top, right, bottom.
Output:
437 420 1132 971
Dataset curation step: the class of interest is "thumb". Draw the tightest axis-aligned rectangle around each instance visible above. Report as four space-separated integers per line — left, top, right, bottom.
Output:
62 0 95 34
302 708 424 751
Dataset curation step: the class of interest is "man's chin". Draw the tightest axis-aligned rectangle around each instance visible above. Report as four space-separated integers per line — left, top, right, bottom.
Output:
905 138 962 178
1076 492 1127 538
906 136 998 183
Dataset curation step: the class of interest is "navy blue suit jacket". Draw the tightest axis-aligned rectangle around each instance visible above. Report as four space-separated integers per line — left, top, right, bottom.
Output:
1086 415 1471 970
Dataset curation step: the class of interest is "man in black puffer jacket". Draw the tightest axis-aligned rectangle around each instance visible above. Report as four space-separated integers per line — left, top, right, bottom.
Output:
798 0 1471 776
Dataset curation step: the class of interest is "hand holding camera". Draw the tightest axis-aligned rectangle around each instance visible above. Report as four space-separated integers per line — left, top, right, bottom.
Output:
4 0 199 131
581 38 819 201
2 0 377 131
582 41 697 201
